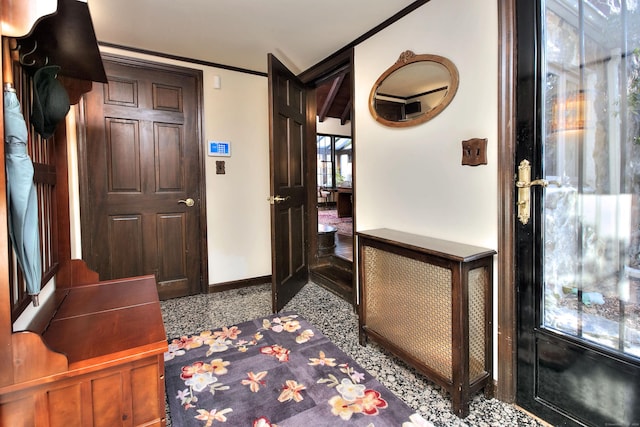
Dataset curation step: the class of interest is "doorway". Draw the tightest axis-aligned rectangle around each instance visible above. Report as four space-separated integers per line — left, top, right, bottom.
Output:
305 58 356 305
515 1 640 425
316 133 353 261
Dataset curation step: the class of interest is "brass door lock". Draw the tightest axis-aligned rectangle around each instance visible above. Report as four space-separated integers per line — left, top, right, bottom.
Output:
516 159 548 225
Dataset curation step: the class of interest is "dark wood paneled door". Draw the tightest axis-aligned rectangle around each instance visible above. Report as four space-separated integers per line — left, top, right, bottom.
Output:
268 54 309 312
80 56 203 299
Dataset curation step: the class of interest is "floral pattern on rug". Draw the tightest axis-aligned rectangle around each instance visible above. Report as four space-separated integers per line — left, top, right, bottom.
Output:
164 313 433 426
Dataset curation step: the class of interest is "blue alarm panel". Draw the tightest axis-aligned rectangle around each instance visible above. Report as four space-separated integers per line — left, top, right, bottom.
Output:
208 141 231 157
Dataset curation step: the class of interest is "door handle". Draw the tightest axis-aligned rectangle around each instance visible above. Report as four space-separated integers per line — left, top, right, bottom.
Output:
267 195 290 205
178 198 195 207
516 160 548 225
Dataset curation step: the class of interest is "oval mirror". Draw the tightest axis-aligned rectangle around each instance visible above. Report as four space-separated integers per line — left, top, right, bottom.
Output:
369 51 459 127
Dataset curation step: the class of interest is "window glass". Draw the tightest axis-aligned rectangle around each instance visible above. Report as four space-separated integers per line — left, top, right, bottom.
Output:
317 135 333 188
542 0 640 357
335 137 352 187
317 135 352 189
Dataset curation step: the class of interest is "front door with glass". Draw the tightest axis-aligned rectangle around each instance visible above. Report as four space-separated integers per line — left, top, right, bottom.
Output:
516 1 640 425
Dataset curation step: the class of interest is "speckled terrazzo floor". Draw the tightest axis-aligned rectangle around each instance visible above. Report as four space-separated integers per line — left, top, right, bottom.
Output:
160 282 547 427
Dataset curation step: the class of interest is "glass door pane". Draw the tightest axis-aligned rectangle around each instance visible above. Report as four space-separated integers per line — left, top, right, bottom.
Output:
542 0 640 358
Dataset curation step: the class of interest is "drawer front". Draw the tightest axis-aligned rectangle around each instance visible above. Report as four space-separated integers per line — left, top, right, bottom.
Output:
0 356 165 427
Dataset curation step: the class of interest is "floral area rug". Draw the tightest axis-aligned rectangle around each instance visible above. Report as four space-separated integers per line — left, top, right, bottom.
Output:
318 209 352 236
164 313 431 426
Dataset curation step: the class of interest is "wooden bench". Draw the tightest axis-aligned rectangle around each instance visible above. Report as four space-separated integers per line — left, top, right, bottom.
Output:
0 274 168 426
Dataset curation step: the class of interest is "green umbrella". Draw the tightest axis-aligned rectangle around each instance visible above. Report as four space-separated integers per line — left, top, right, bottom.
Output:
4 86 41 306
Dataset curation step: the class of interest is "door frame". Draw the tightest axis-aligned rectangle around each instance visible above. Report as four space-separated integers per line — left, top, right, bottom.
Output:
299 49 356 304
77 53 209 293
497 0 517 403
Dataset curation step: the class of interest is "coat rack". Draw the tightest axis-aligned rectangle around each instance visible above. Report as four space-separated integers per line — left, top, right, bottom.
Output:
14 0 107 82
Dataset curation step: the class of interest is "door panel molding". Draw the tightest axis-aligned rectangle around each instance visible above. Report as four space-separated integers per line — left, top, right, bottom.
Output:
268 54 309 312
78 53 208 297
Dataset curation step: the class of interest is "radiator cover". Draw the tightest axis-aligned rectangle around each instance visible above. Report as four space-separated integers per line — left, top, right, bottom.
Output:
358 229 496 418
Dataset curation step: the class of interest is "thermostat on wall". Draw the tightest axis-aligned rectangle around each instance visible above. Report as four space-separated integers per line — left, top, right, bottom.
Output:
208 140 231 157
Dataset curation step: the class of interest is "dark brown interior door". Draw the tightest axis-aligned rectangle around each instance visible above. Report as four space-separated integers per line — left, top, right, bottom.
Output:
268 53 309 312
80 56 203 299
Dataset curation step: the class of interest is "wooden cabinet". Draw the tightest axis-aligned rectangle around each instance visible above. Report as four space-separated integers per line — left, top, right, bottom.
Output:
0 355 165 427
0 275 168 426
336 187 353 218
357 229 496 418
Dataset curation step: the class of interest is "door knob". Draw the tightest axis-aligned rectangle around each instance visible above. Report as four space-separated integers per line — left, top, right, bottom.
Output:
267 195 289 205
178 198 195 207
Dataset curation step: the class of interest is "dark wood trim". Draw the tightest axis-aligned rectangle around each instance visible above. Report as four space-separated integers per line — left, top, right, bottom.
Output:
54 114 72 289
98 42 268 77
76 95 91 270
318 73 345 122
497 0 517 403
194 64 209 295
299 50 353 85
347 48 357 308
208 275 271 293
307 87 319 270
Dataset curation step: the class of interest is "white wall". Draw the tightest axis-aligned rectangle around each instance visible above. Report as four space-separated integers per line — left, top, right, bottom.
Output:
91 47 272 285
202 68 271 283
317 117 351 136
354 0 498 250
353 0 499 375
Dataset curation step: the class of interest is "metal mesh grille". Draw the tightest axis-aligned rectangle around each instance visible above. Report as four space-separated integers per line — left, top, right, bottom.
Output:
363 246 453 380
468 266 486 381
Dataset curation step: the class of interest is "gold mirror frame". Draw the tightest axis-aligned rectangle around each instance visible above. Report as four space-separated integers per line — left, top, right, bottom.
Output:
369 51 459 127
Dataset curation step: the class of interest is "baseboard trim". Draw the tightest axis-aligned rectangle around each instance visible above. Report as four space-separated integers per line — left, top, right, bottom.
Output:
207 275 271 293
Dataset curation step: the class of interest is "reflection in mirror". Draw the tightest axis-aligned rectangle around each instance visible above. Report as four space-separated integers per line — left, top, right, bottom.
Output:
369 51 459 127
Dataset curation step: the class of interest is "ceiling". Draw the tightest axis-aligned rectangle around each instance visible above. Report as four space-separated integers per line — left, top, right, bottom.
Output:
86 0 426 123
87 0 420 74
